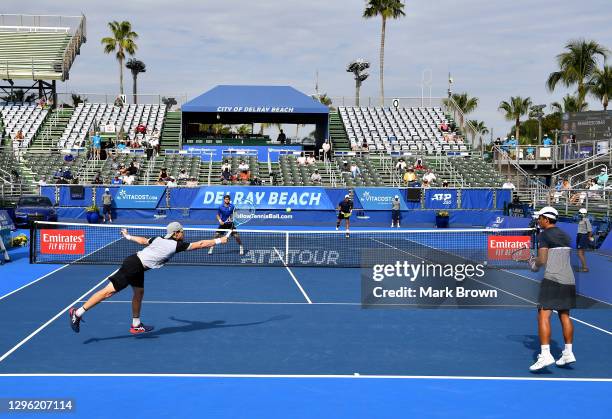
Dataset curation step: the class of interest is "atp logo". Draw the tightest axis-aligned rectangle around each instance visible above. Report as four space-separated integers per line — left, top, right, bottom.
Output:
431 193 452 205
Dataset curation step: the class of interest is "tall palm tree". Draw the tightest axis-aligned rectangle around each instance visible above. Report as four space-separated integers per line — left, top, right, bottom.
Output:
101 21 138 95
363 0 406 105
546 39 608 108
126 59 146 104
446 92 478 132
550 94 589 113
1 89 36 103
71 93 84 108
498 96 532 141
587 65 612 110
468 120 489 150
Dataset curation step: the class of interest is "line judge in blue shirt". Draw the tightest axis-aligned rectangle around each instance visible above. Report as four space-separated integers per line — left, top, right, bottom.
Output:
208 194 244 255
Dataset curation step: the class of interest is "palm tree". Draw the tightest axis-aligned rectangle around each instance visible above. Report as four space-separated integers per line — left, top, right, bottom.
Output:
587 65 612 110
498 96 532 141
363 0 406 105
161 97 178 109
1 89 36 103
101 21 138 95
546 39 608 107
446 93 478 132
71 94 84 107
550 94 589 113
468 120 489 150
312 93 333 107
125 59 146 104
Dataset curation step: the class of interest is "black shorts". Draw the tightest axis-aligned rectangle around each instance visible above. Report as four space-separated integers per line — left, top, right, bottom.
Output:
576 233 591 250
338 211 351 220
391 209 401 221
538 278 576 311
108 254 146 291
103 204 112 214
216 222 236 235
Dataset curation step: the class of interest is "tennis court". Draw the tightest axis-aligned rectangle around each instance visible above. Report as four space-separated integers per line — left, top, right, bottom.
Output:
0 223 610 416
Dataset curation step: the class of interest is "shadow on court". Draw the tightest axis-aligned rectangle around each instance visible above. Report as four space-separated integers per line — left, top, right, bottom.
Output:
83 315 292 344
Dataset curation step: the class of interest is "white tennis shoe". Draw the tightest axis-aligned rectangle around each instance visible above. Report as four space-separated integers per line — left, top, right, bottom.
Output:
239 245 244 255
529 353 555 371
556 351 576 366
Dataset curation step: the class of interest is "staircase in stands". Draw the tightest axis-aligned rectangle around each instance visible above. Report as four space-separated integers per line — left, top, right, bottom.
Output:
328 111 350 150
29 107 73 151
160 111 181 151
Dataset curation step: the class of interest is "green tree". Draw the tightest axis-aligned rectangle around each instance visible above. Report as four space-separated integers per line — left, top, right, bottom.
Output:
1 89 36 103
101 21 138 95
587 65 612 110
71 94 84 108
550 94 589 113
363 0 406 105
498 96 532 141
161 97 178 109
125 59 146 104
546 39 608 107
468 120 488 149
446 93 478 132
237 125 252 135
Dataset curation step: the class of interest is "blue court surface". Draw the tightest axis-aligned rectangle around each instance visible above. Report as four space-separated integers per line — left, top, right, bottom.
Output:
0 228 610 418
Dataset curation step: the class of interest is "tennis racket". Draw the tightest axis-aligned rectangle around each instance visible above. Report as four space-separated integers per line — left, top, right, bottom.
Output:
225 200 255 237
511 247 538 270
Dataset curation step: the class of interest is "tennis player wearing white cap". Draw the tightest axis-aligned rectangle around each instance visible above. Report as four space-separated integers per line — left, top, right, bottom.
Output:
69 222 228 334
336 194 353 237
529 206 577 371
391 195 401 228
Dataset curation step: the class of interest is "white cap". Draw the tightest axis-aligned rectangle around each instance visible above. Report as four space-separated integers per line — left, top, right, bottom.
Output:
535 206 558 220
579 208 587 214
164 222 184 239
105 188 110 192
394 195 399 199
345 194 350 198
601 168 607 172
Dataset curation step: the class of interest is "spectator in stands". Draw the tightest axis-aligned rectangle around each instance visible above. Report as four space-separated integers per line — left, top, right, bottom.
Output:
277 129 286 145
238 160 250 172
102 188 113 223
415 159 426 170
14 130 24 148
310 170 322 184
127 162 138 176
588 178 602 198
526 146 536 160
296 155 307 166
442 181 449 188
350 163 361 179
220 167 233 185
221 160 232 172
238 169 250 184
178 169 189 181
403 168 416 185
56 177 68 185
341 160 350 174
136 123 147 135
250 176 262 186
597 168 608 187
111 176 123 185
122 173 135 185
554 179 571 203
92 172 103 185
64 153 74 163
37 176 47 187
395 158 407 172
91 132 102 160
63 167 73 180
440 122 450 132
306 155 316 166
166 177 178 188
423 169 436 184
502 178 516 189
321 140 331 161
114 96 124 107
37 97 46 109
117 142 127 152
53 168 63 179
422 179 431 189
158 168 169 184
542 133 553 147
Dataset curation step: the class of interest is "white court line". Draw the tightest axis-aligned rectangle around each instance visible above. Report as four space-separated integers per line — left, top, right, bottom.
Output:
0 264 68 301
0 270 117 364
0 373 610 382
273 246 312 304
370 238 612 337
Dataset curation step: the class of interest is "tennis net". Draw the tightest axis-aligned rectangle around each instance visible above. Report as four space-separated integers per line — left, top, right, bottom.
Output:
30 221 535 268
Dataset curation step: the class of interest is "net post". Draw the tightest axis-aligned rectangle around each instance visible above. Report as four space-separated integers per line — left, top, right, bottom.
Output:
29 221 36 264
285 232 289 265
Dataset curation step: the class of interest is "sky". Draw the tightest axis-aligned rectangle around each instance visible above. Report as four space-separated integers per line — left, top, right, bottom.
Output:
2 0 611 140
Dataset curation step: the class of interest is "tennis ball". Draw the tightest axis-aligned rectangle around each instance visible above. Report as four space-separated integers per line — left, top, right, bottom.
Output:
286 208 292 213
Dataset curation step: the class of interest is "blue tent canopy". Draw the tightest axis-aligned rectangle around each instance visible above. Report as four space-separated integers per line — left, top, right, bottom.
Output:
182 85 329 114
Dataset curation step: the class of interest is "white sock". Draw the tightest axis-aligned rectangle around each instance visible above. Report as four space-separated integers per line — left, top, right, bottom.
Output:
76 307 86 318
541 344 550 355
565 344 573 353
132 318 141 327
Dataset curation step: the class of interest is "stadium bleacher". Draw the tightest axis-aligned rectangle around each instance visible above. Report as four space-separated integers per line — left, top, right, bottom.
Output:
0 104 49 151
58 103 166 149
339 106 466 154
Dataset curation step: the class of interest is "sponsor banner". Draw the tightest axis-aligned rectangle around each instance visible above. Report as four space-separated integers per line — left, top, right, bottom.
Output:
495 189 512 210
487 236 531 260
425 189 458 209
354 188 407 211
40 229 85 254
461 189 493 209
0 210 15 230
191 186 334 210
182 145 302 162
113 186 166 209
